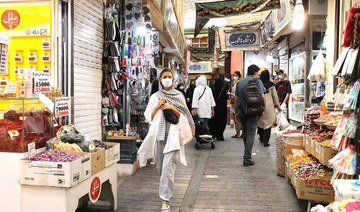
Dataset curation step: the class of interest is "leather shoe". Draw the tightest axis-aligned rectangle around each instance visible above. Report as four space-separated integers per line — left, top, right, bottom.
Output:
243 160 255 167
264 143 270 147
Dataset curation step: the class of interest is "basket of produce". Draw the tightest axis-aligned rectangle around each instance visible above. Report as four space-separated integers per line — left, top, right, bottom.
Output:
324 116 341 131
325 124 337 131
314 114 333 126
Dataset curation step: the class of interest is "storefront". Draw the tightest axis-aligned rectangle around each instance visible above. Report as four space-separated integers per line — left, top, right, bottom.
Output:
276 0 360 209
0 0 187 211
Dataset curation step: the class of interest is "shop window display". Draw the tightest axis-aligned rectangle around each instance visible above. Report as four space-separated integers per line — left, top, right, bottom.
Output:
0 98 56 152
288 53 305 122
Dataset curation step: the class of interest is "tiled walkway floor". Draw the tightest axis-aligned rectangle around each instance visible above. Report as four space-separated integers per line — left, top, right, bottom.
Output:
84 126 307 211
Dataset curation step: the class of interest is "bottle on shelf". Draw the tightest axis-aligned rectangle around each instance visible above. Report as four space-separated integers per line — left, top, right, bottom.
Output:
320 100 327 116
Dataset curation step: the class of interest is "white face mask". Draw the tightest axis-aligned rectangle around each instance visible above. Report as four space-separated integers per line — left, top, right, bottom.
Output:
233 76 238 81
161 78 172 88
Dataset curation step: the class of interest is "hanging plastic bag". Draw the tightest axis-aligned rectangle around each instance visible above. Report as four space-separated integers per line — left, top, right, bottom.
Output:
308 50 326 82
277 112 290 130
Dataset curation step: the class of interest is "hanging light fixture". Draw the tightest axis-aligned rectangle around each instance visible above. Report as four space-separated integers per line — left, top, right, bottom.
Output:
292 0 305 30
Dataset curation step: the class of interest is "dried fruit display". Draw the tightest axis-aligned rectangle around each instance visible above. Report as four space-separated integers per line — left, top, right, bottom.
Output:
0 109 55 152
29 150 79 162
53 140 83 152
314 114 334 123
325 116 341 126
310 130 334 142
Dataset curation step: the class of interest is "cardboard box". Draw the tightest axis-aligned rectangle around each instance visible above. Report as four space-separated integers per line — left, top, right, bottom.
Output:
104 142 120 167
318 145 337 167
19 151 91 187
314 141 320 159
305 135 311 154
91 148 105 175
283 143 304 159
310 138 316 156
290 168 334 202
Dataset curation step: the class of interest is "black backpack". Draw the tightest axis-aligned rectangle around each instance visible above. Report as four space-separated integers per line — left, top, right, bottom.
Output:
240 79 265 116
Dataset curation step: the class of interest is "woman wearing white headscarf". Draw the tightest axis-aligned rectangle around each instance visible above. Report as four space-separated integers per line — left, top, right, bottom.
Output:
191 76 216 128
138 68 195 212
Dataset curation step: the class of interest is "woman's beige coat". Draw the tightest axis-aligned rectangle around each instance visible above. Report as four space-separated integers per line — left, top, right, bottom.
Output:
258 86 280 129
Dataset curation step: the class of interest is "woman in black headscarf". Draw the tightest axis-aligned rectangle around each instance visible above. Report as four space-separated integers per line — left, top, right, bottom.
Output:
208 78 228 141
185 80 196 111
258 70 282 147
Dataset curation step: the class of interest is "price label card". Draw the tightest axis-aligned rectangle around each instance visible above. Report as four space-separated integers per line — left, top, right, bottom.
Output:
8 82 16 93
34 72 51 94
8 130 19 140
28 142 36 157
55 97 71 118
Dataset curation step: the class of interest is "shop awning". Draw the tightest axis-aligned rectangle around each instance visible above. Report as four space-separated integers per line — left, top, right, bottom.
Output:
194 0 281 38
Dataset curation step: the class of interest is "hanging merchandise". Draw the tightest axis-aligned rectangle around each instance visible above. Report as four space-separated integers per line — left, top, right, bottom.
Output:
307 49 326 82
329 145 356 177
332 48 350 76
343 7 357 48
331 114 350 151
344 81 360 110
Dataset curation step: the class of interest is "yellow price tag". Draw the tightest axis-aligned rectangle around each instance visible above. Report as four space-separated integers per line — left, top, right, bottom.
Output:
8 130 19 140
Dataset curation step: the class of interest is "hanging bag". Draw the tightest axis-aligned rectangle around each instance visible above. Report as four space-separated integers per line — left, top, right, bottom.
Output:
308 49 326 82
332 48 350 76
198 87 207 100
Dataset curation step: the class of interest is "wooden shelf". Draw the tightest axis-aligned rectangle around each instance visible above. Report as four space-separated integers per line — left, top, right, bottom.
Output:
106 135 139 140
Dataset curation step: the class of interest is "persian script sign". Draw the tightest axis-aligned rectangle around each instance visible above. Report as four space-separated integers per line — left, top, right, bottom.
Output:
225 30 260 48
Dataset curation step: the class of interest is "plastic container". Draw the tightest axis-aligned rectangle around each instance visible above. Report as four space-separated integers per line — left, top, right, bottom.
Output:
119 151 137 163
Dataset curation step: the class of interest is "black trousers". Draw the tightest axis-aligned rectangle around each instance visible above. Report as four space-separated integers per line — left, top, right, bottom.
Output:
258 127 271 145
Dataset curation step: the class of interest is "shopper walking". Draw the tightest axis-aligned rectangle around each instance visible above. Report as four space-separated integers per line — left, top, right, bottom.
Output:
192 76 216 128
234 65 266 167
176 83 186 97
150 68 159 95
138 68 195 212
257 70 282 147
231 71 243 139
275 70 292 119
208 78 228 141
185 80 196 111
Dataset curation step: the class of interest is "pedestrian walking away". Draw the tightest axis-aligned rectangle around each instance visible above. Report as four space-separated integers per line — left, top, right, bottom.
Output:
138 68 195 212
257 69 282 147
208 78 228 141
234 65 266 167
191 76 216 129
185 80 196 111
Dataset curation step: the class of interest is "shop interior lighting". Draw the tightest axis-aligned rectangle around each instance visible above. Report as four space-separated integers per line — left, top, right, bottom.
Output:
292 0 305 30
186 39 192 44
136 26 147 36
266 53 275 63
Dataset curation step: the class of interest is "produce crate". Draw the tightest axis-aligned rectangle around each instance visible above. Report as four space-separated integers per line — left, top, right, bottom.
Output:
19 151 91 187
119 151 137 163
103 142 120 167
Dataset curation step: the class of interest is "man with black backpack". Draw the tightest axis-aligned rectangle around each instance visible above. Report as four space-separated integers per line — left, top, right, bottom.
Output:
234 65 266 167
